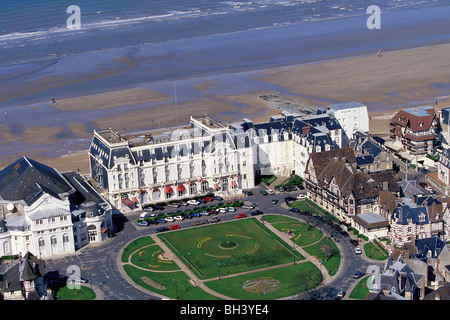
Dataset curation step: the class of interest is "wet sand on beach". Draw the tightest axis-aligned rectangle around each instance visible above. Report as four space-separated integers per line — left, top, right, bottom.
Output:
1 42 450 173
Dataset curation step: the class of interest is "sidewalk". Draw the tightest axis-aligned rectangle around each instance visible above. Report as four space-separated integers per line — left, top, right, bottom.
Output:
262 220 334 284
150 234 235 300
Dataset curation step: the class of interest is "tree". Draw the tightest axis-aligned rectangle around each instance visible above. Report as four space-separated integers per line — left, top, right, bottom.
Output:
319 243 335 262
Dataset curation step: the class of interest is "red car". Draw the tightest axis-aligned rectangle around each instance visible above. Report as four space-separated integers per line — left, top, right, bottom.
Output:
169 224 180 230
203 197 212 202
235 213 247 219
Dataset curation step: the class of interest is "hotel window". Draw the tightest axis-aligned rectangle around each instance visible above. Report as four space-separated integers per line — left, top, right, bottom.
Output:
48 217 56 223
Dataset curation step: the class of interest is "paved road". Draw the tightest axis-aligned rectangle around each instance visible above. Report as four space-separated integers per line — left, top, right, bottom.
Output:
42 184 386 300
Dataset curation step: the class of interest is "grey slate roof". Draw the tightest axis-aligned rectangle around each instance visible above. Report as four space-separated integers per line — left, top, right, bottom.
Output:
0 156 74 206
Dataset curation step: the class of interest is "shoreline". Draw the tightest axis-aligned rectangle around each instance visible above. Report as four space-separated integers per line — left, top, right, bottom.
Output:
1 39 449 174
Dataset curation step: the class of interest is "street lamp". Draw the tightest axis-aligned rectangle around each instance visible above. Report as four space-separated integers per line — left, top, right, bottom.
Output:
188 252 191 269
218 262 221 280
293 247 296 265
173 278 178 299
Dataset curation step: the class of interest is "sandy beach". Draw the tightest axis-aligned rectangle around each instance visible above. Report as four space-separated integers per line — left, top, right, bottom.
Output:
1 40 449 175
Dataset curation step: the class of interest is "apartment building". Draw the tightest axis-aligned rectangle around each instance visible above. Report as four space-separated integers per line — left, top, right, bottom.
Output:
89 112 344 210
389 106 439 158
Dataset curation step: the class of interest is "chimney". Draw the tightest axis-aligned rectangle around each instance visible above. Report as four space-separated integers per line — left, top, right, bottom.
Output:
383 181 389 191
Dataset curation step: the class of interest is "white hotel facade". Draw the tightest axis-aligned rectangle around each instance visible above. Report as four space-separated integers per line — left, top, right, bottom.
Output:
89 103 368 211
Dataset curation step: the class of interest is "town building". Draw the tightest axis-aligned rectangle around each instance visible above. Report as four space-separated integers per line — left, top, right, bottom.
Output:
89 112 343 210
0 157 113 259
325 102 369 147
390 195 445 247
355 136 395 173
1 252 50 300
389 106 440 161
304 147 399 224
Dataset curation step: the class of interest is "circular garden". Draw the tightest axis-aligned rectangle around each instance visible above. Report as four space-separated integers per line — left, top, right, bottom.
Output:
120 215 335 300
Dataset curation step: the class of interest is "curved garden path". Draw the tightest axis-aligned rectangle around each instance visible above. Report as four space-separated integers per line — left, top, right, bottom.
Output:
119 213 344 299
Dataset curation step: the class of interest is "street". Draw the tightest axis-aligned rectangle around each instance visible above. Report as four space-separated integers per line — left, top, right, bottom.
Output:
43 184 386 300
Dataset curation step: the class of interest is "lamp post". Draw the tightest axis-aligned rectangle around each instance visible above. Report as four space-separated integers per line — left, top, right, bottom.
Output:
218 262 221 280
188 252 191 269
173 278 178 299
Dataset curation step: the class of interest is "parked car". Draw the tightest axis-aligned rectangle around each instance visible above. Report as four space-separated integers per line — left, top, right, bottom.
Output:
68 277 88 284
137 220 150 226
207 217 220 223
289 208 300 213
165 217 175 222
352 271 365 279
259 190 268 196
297 194 306 200
169 224 180 230
243 190 253 196
187 199 200 205
156 218 166 224
354 247 362 254
156 227 169 233
167 202 180 208
174 215 185 221
228 207 236 212
153 205 165 211
199 211 210 216
251 210 263 216
235 213 247 219
212 196 223 201
284 196 296 202
349 239 359 246
267 189 275 195
242 204 255 209
277 187 285 192
271 199 278 204
219 207 228 213
192 221 205 226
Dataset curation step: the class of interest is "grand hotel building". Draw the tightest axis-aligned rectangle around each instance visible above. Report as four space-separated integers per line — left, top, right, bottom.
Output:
89 106 364 210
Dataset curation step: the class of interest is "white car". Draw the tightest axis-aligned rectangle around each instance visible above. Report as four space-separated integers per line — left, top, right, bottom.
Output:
219 207 228 213
165 216 175 222
297 194 306 200
354 247 362 254
228 207 236 212
174 215 184 221
267 189 275 195
187 199 200 205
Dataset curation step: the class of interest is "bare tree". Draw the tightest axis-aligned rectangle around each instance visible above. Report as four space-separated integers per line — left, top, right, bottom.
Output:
320 243 335 262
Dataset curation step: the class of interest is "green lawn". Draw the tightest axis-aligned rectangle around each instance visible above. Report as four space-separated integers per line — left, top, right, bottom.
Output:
122 236 155 262
130 244 180 271
263 215 323 247
204 262 322 300
364 242 389 261
123 265 220 300
349 275 370 299
302 237 340 276
158 218 304 279
56 285 96 300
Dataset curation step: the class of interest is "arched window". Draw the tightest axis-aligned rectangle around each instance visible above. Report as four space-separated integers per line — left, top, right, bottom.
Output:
190 183 197 195
3 241 10 255
63 233 70 251
88 225 97 242
201 181 209 192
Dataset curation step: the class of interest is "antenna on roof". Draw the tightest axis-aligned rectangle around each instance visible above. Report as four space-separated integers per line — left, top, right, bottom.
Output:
174 81 178 128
